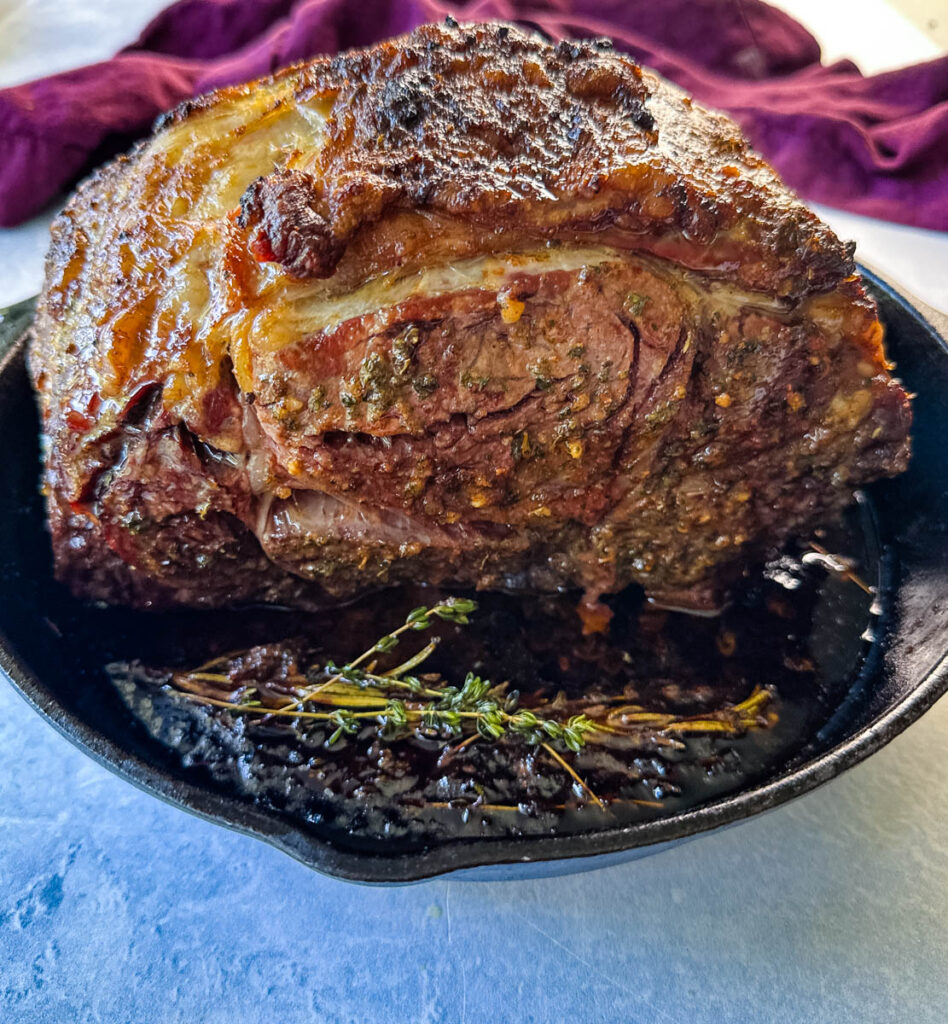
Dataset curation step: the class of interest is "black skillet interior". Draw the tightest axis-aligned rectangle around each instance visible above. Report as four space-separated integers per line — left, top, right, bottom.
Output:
1 268 947 883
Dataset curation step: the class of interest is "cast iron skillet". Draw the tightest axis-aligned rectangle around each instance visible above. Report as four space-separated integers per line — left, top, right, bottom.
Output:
1 268 946 884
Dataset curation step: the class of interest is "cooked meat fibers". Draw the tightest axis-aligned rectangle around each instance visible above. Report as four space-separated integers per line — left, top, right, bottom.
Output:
29 21 911 618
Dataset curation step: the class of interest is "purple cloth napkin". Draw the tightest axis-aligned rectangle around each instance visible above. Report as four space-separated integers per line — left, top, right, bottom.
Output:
1 0 946 229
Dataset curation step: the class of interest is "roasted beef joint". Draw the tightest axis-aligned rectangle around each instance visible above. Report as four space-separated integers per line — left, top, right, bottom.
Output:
29 22 912 622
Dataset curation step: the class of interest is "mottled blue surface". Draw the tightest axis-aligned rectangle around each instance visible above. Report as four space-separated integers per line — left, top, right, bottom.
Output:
1 676 946 1023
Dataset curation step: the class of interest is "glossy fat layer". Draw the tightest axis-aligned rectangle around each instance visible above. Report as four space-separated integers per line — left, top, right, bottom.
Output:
245 247 627 354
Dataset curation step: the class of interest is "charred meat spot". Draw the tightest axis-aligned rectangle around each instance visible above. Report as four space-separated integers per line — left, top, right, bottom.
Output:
379 79 427 131
239 170 342 279
626 100 655 132
555 39 585 63
566 107 586 145
562 66 654 133
152 96 206 133
674 189 719 244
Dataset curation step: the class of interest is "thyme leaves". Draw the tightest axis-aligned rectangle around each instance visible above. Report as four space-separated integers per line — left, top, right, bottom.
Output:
169 598 776 810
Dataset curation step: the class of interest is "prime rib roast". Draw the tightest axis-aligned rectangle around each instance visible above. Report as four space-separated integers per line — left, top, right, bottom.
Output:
29 21 911 625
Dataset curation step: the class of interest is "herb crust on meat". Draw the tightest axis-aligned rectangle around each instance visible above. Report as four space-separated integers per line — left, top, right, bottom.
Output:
29 21 911 621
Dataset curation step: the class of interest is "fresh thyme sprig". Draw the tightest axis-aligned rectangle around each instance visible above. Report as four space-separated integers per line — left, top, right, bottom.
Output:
275 598 477 715
170 597 776 808
176 671 602 751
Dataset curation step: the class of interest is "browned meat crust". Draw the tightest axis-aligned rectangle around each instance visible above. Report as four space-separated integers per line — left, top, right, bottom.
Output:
224 23 854 300
28 20 911 617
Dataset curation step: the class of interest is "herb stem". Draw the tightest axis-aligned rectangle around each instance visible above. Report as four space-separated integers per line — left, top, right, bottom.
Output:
275 599 473 713
540 742 604 809
169 600 776 813
184 694 383 722
442 734 480 761
383 638 440 678
808 540 873 594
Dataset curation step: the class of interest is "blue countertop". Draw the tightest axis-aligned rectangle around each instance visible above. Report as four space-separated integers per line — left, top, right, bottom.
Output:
1 674 946 1023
